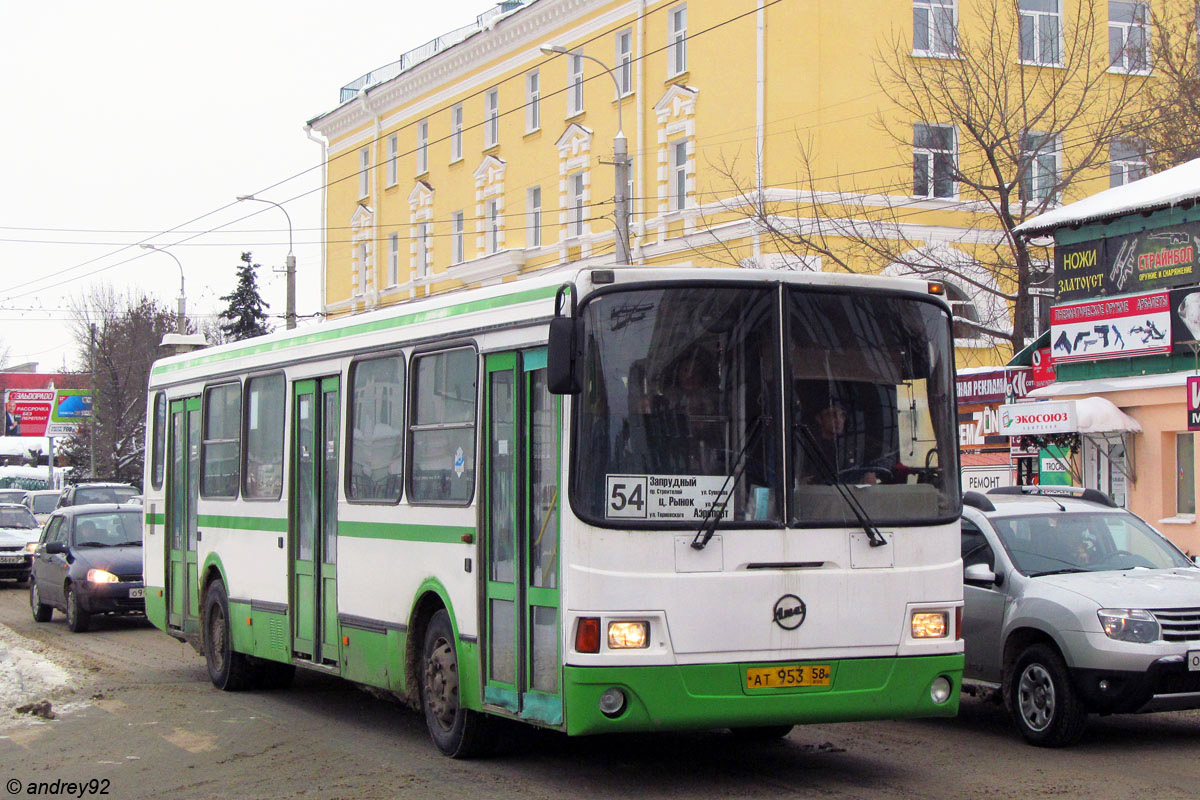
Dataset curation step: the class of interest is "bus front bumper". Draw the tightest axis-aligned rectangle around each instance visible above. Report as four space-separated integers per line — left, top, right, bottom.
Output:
563 654 962 736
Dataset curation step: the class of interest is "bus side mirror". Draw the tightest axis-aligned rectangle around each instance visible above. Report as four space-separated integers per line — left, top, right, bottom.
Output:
548 283 582 395
547 316 581 395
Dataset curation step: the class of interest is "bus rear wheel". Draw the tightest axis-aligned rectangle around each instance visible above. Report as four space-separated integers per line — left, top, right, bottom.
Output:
420 609 489 758
203 579 255 691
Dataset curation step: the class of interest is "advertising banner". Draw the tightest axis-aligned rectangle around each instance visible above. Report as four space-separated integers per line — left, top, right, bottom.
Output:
1030 347 1057 391
1039 445 1073 486
3 389 90 437
999 401 1078 435
1189 376 1200 432
957 369 1008 404
1055 222 1200 302
1049 291 1172 364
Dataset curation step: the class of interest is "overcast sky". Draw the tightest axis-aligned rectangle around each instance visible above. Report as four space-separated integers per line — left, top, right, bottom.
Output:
0 0 488 372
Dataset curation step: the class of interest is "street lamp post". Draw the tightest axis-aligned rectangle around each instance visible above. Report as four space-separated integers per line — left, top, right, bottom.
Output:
139 244 186 333
539 44 632 264
237 194 296 330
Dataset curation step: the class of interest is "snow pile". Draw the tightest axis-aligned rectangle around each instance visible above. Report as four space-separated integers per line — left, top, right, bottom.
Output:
0 624 71 711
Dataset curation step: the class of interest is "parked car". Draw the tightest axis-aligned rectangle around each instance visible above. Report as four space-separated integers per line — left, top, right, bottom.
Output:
961 486 1200 747
21 489 61 525
0 488 28 505
30 505 145 632
55 482 139 509
0 503 41 585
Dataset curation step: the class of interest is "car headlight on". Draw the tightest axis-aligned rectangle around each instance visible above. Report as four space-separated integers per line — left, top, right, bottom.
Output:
911 611 948 638
87 568 119 584
1098 609 1160 643
24 542 37 554
607 621 649 649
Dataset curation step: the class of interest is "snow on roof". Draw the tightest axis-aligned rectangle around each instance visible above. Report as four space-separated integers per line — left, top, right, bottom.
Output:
1014 157 1200 237
1074 396 1141 434
0 437 48 457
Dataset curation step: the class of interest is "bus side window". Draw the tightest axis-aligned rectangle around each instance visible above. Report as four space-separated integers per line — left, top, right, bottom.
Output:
408 348 477 505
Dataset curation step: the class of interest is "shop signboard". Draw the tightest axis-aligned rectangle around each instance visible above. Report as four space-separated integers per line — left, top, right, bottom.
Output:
1049 291 1172 364
957 369 1008 404
961 466 1013 493
1189 376 1200 431
1039 445 1073 486
1030 347 1056 391
999 400 1077 436
1055 222 1200 302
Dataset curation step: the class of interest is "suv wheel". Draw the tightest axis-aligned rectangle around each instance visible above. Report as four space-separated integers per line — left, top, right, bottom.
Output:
1005 643 1087 747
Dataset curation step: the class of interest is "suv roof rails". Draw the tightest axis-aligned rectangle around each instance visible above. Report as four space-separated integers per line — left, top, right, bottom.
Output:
988 485 1117 508
963 491 996 512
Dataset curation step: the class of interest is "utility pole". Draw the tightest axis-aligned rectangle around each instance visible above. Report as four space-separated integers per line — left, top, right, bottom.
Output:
89 323 96 478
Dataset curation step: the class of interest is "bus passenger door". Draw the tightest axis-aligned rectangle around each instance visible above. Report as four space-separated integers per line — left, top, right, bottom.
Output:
482 350 562 725
291 377 341 667
166 396 201 634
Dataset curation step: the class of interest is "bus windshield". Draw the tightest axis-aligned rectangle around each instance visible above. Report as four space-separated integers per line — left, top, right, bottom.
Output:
572 284 958 527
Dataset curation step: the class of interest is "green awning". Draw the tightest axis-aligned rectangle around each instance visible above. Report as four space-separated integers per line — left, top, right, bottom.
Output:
1007 330 1049 367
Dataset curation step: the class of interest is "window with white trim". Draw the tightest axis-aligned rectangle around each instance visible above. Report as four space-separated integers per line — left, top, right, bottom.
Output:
389 232 399 285
451 104 463 162
452 211 465 264
527 186 542 248
913 0 956 56
1021 131 1059 204
526 70 540 132
418 222 431 276
1019 0 1062 65
570 172 586 236
1109 1 1150 73
617 29 633 95
486 199 500 254
913 123 956 198
569 55 584 116
669 5 687 76
671 140 688 211
1110 138 1147 187
386 134 398 187
485 88 499 148
417 119 429 175
358 147 370 198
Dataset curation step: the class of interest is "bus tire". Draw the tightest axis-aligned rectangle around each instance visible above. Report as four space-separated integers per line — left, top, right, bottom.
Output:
203 580 255 691
420 609 490 758
729 725 794 740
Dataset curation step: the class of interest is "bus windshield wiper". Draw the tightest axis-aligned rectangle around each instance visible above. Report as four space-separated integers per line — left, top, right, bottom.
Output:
794 425 888 548
691 415 766 551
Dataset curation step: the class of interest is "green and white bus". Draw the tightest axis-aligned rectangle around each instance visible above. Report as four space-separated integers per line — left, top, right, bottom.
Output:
142 266 964 757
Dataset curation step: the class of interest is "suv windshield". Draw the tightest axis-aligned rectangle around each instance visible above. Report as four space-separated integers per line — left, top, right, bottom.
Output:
990 511 1194 574
75 486 137 505
71 511 143 547
0 508 38 529
572 284 958 527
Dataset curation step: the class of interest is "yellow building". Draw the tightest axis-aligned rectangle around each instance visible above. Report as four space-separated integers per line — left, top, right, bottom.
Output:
306 0 1158 368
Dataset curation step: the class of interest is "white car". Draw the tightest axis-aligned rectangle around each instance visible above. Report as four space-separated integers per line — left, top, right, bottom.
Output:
962 486 1200 747
21 489 61 525
0 502 42 585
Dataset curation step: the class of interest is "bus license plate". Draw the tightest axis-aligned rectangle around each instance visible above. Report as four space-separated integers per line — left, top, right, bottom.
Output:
746 665 832 689
129 588 145 599
0 555 22 564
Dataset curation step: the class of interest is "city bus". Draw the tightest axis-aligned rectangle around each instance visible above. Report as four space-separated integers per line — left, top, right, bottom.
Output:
141 266 964 757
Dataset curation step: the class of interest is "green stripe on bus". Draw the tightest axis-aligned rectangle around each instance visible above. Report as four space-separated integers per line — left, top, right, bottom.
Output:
152 284 559 376
196 514 289 532
338 521 472 543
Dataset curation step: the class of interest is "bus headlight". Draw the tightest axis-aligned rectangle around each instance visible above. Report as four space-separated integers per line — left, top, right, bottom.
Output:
911 611 948 638
930 676 953 704
607 621 649 649
1098 609 1160 643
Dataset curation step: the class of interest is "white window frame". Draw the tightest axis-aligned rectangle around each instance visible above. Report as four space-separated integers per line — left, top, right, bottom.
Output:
527 186 542 248
1021 131 1060 205
358 147 370 199
913 123 957 199
1109 1 1150 73
570 172 586 237
417 221 431 277
388 232 400 286
569 55 584 117
485 88 499 148
669 5 688 76
1019 0 1062 66
386 134 398 187
417 119 429 175
452 211 465 264
616 29 634 96
913 0 957 57
1109 138 1148 188
451 104 463 162
486 199 500 254
671 139 688 211
527 70 540 132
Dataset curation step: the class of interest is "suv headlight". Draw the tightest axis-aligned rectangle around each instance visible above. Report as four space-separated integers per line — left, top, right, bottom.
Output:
1098 609 1160 643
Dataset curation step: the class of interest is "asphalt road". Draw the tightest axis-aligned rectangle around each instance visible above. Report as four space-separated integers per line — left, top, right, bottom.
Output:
1 582 1198 799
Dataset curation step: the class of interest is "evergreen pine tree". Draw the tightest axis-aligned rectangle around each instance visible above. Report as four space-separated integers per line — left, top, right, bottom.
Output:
219 252 272 341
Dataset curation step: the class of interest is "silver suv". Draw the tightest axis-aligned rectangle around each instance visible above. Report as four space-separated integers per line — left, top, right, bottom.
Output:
961 486 1200 747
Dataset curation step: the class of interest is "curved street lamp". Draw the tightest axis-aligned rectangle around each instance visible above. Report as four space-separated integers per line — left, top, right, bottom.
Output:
139 244 186 333
237 194 296 330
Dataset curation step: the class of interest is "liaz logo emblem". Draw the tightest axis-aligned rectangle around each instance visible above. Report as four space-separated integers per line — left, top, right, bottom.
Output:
772 594 807 630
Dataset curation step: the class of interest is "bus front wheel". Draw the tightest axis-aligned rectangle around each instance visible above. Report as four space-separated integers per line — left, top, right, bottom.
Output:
420 609 490 758
203 579 255 691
